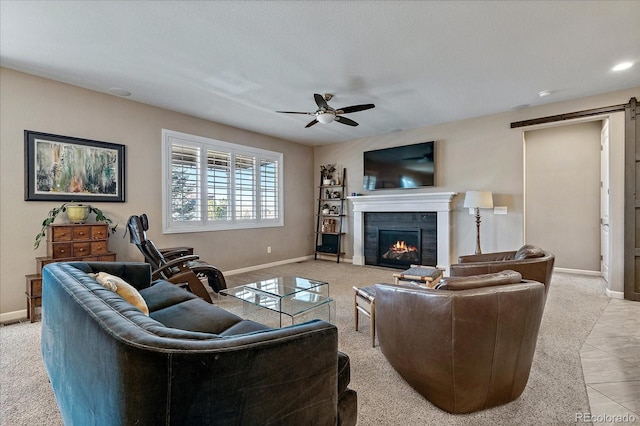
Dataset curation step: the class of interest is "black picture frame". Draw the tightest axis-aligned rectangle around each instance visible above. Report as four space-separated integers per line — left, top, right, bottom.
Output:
24 130 125 202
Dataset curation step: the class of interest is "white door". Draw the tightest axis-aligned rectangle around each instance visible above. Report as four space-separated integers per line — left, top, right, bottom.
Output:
600 119 610 282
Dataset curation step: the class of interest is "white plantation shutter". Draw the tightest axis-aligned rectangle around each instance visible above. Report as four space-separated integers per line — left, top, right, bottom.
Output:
162 130 283 233
170 143 201 222
234 154 256 220
207 149 231 221
260 158 279 220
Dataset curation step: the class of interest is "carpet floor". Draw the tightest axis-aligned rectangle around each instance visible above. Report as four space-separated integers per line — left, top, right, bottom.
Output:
0 261 609 425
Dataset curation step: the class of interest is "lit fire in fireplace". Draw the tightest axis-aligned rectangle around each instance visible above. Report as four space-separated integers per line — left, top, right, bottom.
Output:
390 240 417 253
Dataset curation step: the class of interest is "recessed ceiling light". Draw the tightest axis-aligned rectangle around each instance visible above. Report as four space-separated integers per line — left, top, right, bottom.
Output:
538 90 552 98
108 88 132 97
612 61 633 72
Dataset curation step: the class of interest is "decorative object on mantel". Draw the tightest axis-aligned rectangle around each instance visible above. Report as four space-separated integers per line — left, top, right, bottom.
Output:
34 202 118 249
320 163 336 185
463 191 494 254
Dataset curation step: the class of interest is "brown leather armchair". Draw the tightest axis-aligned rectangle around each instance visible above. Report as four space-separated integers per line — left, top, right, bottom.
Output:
375 271 546 414
450 245 554 298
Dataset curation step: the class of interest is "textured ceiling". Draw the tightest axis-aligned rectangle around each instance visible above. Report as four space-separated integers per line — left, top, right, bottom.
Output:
1 1 639 145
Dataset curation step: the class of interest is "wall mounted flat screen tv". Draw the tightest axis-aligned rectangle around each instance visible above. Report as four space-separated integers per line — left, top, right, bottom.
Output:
363 141 435 190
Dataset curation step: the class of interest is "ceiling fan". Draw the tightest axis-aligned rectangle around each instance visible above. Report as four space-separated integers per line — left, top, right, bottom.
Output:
276 93 375 128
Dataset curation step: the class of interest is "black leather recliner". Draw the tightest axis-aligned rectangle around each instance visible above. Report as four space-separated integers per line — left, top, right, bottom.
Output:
127 214 227 302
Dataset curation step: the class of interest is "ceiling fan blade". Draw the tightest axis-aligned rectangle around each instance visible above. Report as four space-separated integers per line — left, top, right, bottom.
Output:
336 104 375 114
305 119 319 128
276 110 313 115
314 93 329 110
335 116 359 127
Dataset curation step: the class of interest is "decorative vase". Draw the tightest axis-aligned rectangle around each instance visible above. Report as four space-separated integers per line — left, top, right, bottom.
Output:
66 205 90 223
323 179 332 185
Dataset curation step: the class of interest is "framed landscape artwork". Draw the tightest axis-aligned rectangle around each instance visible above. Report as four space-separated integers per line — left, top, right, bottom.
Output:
24 131 125 202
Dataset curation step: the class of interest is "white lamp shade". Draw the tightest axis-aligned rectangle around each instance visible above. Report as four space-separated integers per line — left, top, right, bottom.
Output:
316 112 336 124
463 191 493 209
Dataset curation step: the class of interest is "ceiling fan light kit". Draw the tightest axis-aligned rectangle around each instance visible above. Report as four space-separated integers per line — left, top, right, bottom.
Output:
277 93 375 128
317 112 336 124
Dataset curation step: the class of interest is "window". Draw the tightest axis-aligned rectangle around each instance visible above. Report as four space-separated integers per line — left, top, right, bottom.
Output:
162 129 283 233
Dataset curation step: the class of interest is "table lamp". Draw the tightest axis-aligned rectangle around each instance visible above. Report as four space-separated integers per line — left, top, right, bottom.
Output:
463 191 493 254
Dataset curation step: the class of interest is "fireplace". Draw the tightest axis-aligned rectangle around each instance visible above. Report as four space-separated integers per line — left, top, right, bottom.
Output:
364 212 436 268
349 192 457 273
377 228 421 268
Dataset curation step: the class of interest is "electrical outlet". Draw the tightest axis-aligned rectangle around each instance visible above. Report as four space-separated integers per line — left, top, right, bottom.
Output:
267 246 271 254
494 206 508 215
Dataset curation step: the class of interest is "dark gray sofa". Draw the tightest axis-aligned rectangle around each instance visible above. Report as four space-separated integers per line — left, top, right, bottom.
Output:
41 262 357 425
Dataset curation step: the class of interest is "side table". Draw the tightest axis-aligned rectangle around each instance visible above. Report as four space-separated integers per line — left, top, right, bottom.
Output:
353 286 377 347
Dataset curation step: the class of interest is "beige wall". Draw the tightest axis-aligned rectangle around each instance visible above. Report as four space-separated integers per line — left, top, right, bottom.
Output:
1 65 637 318
0 68 314 318
524 121 602 271
314 87 639 294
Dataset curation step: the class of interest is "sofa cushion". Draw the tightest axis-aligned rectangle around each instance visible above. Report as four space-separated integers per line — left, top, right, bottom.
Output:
219 320 273 336
514 244 545 260
139 280 199 312
90 272 149 315
150 298 243 334
435 270 522 291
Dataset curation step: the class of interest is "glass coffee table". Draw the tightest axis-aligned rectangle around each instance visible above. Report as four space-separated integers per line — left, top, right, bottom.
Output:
219 276 335 327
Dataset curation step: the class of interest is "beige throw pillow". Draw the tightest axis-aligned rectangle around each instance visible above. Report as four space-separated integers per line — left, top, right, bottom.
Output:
90 272 150 316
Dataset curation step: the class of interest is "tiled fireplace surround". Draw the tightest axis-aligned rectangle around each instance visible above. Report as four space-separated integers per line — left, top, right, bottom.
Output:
349 192 457 273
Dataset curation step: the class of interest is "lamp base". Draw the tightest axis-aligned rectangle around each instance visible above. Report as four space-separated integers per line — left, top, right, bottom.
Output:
474 209 482 254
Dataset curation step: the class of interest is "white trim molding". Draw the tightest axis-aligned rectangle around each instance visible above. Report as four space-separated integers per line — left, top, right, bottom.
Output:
348 192 458 271
605 288 624 299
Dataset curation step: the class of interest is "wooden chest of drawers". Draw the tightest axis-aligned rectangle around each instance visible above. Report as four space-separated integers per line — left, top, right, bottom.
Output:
26 222 116 322
25 274 42 322
47 223 110 259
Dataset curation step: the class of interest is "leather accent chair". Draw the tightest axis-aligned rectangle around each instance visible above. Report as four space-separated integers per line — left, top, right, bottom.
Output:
450 245 554 298
127 214 227 302
375 271 546 414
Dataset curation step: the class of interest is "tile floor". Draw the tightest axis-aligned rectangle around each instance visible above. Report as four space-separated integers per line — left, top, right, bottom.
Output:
580 298 640 424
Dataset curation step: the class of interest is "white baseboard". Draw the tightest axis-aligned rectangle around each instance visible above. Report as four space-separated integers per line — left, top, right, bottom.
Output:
224 255 353 276
554 268 624 299
554 267 602 277
605 288 624 299
0 309 32 323
223 255 315 276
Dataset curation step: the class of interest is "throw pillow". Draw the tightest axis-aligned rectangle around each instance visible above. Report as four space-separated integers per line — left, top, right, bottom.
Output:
514 244 545 260
90 272 150 315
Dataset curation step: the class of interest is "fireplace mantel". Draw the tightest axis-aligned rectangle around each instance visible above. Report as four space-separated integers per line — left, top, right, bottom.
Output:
348 192 457 270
